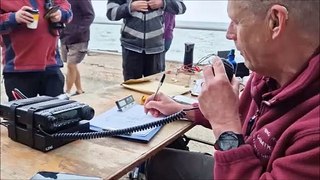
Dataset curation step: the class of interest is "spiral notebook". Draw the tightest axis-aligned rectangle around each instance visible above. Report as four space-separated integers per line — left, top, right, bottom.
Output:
90 104 163 142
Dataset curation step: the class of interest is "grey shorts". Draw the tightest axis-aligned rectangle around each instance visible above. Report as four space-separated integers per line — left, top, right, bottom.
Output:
61 42 88 64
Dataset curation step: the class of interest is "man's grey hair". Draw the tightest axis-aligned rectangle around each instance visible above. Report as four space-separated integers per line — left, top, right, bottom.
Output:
244 0 319 35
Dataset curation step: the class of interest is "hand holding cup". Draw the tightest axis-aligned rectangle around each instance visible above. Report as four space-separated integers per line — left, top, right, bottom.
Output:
15 6 37 26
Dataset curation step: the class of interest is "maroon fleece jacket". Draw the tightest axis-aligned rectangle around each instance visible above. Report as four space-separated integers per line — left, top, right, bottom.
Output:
194 54 320 179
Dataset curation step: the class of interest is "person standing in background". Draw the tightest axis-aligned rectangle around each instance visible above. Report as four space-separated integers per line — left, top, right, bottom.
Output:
60 0 95 96
0 0 72 101
160 11 176 71
107 0 186 81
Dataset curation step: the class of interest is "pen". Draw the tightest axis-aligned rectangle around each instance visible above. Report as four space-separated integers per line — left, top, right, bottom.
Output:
146 73 166 115
153 73 166 101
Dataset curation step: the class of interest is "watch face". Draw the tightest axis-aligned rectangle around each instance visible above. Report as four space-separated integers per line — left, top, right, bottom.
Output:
218 133 239 151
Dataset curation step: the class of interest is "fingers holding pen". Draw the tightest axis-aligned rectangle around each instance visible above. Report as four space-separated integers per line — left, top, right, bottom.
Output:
143 93 161 116
143 92 181 117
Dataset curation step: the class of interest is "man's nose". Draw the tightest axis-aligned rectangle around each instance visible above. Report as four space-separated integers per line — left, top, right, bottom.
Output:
226 31 236 40
226 22 236 40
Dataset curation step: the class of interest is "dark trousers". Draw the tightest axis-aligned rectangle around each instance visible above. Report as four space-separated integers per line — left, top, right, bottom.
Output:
122 47 162 81
145 148 214 180
3 69 65 101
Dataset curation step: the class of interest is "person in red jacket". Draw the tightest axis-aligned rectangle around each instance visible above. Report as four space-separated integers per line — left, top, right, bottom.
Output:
143 0 319 179
0 0 72 101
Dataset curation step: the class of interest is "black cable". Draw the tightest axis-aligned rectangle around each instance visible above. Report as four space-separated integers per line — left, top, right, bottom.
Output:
176 53 217 74
39 110 188 140
195 53 217 66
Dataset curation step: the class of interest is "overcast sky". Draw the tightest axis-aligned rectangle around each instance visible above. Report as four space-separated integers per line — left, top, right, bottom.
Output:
92 0 230 23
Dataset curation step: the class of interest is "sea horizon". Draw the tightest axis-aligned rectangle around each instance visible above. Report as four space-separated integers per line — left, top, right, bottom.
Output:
89 1 244 63
89 21 244 63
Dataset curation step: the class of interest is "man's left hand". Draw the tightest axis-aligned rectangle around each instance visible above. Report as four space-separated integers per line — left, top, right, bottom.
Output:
198 56 242 137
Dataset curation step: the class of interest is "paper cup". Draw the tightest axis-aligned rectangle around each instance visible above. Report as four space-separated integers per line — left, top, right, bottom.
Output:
26 9 39 29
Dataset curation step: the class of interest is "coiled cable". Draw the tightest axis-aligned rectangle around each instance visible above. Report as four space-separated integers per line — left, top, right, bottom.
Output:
39 110 189 140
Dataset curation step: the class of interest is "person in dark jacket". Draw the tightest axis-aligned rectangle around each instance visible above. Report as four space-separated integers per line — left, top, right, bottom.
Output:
0 0 72 101
60 0 95 96
143 0 319 179
107 0 186 81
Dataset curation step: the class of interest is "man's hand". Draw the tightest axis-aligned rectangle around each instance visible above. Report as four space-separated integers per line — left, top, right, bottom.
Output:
144 92 188 117
15 6 34 24
131 0 149 12
49 9 62 22
198 56 242 137
148 0 163 10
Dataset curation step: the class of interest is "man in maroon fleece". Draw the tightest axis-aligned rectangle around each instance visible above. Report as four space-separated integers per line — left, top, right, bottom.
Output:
143 0 319 179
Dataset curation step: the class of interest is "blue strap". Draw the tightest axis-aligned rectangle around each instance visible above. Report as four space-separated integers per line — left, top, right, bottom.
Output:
29 0 38 9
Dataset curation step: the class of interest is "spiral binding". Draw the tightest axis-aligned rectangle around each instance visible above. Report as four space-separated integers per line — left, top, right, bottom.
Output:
46 110 187 140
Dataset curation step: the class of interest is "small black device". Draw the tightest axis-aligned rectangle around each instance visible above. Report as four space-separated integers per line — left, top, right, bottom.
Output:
44 0 65 36
221 58 234 82
44 5 59 19
44 5 66 30
183 43 195 69
0 96 94 152
235 62 250 78
115 95 135 111
217 50 230 59
191 58 234 96
214 131 244 151
211 58 234 82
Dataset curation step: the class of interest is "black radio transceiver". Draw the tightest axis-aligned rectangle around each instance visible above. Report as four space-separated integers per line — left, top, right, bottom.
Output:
0 96 94 152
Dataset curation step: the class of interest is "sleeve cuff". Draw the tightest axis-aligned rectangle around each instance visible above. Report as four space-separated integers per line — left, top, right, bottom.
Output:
9 13 19 27
128 0 133 14
192 103 212 129
60 9 72 23
214 144 256 163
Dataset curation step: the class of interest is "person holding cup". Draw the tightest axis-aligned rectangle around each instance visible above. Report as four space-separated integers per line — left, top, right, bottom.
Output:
0 1 73 101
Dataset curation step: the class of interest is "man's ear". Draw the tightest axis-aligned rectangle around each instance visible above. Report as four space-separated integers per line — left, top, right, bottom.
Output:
268 5 289 39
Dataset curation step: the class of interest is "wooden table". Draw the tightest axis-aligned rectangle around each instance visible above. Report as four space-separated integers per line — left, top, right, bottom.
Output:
0 73 196 179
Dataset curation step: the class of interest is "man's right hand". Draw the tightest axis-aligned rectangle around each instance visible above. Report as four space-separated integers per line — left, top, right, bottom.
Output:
144 92 188 117
15 6 34 24
131 1 149 12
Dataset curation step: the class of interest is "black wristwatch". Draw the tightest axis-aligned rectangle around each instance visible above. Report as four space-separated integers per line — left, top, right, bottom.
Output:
214 131 245 151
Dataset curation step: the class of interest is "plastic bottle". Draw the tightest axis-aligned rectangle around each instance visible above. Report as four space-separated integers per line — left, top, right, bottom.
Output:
227 49 236 72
